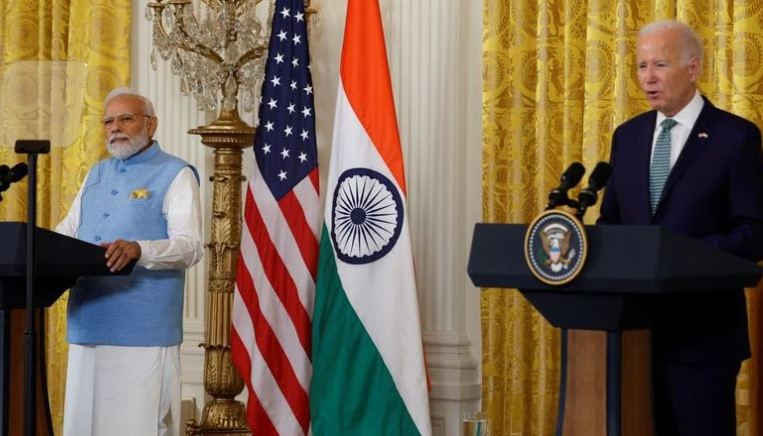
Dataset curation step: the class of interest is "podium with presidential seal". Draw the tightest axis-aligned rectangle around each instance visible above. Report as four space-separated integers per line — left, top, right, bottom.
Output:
467 162 763 436
469 222 762 436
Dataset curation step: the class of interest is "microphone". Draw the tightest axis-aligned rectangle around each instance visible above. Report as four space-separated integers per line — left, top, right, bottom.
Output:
0 165 10 193
575 161 613 218
546 162 586 210
6 162 28 184
0 162 28 194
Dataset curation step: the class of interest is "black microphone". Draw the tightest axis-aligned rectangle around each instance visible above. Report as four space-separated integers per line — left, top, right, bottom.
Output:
0 164 10 193
546 162 586 210
0 162 28 193
575 162 613 218
7 162 28 183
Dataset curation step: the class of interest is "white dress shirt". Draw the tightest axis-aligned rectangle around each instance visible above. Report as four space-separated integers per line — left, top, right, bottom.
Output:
650 90 704 171
55 166 204 270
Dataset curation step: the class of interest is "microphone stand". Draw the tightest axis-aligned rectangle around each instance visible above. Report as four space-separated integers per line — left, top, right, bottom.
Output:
0 168 9 435
16 140 50 436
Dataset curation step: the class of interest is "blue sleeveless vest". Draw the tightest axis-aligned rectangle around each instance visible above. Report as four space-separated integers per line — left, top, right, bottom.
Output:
68 142 198 346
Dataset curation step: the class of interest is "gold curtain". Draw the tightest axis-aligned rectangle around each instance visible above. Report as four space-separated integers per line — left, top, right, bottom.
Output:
482 0 763 434
0 1 130 433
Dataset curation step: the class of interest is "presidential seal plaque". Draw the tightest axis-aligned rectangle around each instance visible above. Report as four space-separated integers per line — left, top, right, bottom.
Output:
524 210 588 285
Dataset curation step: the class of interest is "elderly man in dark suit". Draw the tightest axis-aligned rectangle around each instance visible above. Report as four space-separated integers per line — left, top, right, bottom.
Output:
598 19 763 436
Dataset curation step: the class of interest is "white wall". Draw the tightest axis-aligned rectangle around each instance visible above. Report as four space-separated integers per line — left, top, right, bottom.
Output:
131 1 483 435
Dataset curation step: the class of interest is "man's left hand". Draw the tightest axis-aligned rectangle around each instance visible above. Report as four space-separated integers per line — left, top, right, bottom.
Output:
101 239 141 272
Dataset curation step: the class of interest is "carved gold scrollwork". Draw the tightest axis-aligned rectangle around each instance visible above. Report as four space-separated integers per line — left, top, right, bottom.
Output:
185 115 254 434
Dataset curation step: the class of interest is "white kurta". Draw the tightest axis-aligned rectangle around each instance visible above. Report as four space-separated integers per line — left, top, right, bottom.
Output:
57 166 203 436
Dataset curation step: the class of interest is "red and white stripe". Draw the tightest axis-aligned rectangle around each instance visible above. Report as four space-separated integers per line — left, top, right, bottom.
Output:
231 165 320 435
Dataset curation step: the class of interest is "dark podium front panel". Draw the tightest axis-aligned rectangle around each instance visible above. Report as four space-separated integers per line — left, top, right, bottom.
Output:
0 221 125 308
0 222 135 435
468 223 762 436
469 223 761 330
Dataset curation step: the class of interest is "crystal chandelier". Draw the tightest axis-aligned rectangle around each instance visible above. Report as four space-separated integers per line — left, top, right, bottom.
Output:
147 0 273 115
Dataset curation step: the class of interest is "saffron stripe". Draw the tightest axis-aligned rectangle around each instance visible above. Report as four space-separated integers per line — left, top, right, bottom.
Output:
339 0 406 196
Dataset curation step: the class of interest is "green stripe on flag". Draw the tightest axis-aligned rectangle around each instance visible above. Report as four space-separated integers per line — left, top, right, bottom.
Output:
310 225 420 435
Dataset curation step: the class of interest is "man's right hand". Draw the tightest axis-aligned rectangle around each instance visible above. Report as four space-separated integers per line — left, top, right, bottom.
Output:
101 239 141 272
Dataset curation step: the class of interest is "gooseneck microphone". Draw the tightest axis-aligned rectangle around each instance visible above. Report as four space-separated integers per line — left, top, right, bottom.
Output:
0 164 9 183
575 161 613 218
546 162 586 210
0 162 29 201
6 162 29 184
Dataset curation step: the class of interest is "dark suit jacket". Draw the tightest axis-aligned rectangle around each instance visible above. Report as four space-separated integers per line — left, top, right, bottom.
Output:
598 97 763 366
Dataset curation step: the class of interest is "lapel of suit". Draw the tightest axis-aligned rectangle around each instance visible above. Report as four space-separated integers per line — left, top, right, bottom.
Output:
636 112 657 220
657 99 715 214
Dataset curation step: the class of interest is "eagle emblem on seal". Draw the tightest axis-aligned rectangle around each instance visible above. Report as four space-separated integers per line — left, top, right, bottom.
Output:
540 223 577 272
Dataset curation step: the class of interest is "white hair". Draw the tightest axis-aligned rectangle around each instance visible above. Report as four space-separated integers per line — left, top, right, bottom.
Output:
104 87 156 116
639 20 704 68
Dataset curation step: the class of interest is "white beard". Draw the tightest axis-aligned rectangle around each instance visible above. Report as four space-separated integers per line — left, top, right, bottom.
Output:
107 127 150 159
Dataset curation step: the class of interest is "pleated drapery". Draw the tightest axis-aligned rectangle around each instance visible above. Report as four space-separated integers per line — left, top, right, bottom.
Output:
0 1 130 432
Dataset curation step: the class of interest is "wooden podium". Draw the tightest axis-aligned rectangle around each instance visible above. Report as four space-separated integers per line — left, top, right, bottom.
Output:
0 222 134 435
467 223 762 436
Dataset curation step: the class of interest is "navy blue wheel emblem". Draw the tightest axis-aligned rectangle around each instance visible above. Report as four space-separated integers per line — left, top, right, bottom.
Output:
331 168 404 264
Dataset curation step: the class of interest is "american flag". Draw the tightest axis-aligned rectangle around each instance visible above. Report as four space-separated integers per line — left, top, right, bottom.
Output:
231 0 319 433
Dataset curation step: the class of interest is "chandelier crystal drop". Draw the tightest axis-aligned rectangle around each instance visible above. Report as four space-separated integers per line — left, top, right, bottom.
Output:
146 0 274 114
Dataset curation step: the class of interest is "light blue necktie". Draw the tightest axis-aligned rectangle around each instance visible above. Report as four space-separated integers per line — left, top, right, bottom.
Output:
649 118 677 215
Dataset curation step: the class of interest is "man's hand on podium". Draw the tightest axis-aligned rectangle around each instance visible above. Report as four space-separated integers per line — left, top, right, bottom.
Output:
101 239 141 272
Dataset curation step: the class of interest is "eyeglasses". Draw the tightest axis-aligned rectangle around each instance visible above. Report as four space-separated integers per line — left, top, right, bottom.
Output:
101 113 152 127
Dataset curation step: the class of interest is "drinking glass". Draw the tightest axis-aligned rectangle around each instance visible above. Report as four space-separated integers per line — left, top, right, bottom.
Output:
462 411 489 436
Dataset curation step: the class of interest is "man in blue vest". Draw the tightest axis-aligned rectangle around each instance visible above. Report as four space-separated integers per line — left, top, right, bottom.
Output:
56 87 203 436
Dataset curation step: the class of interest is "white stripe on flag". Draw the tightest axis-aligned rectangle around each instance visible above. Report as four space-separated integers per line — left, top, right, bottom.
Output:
231 0 318 432
292 176 321 241
232 289 304 435
237 217 312 391
251 171 316 311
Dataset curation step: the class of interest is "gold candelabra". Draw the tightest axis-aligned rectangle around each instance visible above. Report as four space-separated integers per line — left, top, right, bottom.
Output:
145 0 312 434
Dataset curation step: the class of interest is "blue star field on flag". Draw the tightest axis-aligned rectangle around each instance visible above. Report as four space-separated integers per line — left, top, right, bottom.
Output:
254 0 318 200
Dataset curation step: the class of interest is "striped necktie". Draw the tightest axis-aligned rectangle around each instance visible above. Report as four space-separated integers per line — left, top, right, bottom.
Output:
649 118 678 214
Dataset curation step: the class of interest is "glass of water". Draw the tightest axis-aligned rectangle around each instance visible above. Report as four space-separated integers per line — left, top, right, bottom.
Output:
462 411 489 436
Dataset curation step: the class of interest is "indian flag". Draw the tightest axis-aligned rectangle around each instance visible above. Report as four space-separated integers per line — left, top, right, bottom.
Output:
309 0 431 435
